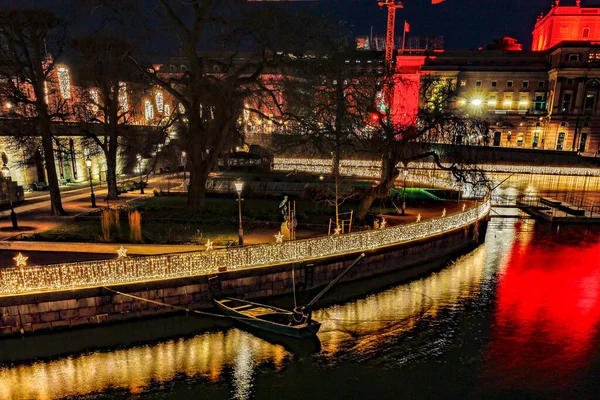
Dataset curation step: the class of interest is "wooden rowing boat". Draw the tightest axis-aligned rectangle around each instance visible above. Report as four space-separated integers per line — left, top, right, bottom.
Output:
214 297 322 338
213 253 366 339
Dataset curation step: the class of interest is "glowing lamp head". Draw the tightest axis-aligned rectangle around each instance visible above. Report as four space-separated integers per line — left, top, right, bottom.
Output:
403 169 409 176
234 180 243 195
370 111 380 123
136 153 142 162
85 158 92 168
471 99 482 106
1 165 9 179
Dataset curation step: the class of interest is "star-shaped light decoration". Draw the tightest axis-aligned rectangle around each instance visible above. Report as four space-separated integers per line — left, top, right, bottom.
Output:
334 226 341 235
416 214 421 222
462 204 466 212
116 246 128 259
13 253 28 267
205 239 213 251
380 218 387 229
275 232 284 243
442 208 447 218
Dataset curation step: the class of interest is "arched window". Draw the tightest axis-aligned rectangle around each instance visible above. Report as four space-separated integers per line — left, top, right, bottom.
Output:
583 27 591 39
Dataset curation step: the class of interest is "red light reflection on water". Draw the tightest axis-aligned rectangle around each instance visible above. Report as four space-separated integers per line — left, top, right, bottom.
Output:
485 226 600 391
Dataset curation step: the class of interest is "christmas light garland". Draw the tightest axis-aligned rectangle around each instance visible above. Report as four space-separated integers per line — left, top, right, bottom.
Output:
0 200 490 297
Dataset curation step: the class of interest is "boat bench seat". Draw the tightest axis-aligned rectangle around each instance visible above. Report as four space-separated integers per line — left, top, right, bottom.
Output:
233 304 256 311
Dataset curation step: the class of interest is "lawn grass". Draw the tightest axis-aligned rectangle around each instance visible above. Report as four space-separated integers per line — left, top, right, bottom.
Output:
30 190 447 245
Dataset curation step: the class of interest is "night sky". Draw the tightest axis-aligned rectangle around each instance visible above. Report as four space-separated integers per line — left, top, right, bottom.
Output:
5 0 600 51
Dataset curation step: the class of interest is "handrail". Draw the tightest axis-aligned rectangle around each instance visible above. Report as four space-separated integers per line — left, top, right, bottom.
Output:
0 198 491 297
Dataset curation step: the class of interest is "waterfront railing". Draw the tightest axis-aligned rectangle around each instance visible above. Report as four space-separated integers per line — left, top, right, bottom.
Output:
0 198 491 296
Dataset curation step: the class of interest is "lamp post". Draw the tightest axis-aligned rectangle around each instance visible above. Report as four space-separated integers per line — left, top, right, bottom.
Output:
85 158 96 208
137 154 144 194
1 165 18 229
402 168 408 215
234 179 244 246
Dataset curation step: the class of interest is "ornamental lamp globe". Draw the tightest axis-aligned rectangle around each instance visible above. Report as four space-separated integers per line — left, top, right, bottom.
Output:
85 158 92 168
1 165 9 179
234 180 243 195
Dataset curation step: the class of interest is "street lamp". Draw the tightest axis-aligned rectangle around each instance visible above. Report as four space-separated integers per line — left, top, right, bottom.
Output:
137 154 144 194
402 168 408 215
85 158 96 208
1 165 18 229
234 179 244 246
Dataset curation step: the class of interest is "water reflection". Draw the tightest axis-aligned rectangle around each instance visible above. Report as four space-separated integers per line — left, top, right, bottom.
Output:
1 220 598 399
484 224 600 392
0 241 490 400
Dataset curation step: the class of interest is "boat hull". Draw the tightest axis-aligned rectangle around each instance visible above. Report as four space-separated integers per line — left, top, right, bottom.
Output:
214 298 321 339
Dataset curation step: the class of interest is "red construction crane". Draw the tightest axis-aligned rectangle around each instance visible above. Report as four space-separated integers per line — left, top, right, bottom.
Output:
377 1 404 70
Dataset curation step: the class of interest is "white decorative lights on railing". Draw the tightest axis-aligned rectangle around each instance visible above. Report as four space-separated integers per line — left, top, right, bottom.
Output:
274 157 600 178
57 67 71 99
0 200 490 296
89 89 99 112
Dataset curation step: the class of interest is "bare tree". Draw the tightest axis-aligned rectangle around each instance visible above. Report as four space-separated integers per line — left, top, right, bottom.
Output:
282 43 379 229
127 0 322 210
70 35 153 200
355 75 490 220
0 9 68 215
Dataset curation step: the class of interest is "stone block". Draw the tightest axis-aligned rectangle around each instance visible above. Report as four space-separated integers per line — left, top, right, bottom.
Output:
0 315 18 327
77 298 96 308
59 309 79 319
114 302 131 313
141 308 158 317
78 307 99 318
31 322 52 332
0 326 14 336
70 317 91 326
21 313 40 324
121 311 141 320
163 296 180 305
40 311 60 323
51 320 71 329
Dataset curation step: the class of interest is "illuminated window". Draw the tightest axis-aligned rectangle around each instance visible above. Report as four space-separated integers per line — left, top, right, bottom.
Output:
145 100 154 120
118 82 128 112
460 80 466 86
588 51 600 63
503 93 513 108
155 92 164 113
164 104 171 117
89 89 99 112
57 67 71 99
517 135 524 146
519 93 529 109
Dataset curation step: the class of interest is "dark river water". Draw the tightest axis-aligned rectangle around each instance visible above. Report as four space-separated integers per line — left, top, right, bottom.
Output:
1 216 600 399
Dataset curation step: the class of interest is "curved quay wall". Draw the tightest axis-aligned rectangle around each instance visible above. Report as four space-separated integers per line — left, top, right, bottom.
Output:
0 200 491 336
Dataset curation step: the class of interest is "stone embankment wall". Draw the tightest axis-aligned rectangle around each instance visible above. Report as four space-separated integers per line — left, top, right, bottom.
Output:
0 218 487 337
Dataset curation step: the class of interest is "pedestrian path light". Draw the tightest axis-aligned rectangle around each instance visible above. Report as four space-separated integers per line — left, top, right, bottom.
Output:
235 179 244 246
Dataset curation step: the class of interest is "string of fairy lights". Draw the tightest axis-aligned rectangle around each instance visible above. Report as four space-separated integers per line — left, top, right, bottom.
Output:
273 157 600 178
0 200 490 296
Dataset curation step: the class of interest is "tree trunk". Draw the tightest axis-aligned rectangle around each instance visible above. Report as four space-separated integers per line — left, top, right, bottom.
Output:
40 117 67 216
105 148 119 201
186 161 210 210
355 155 399 220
